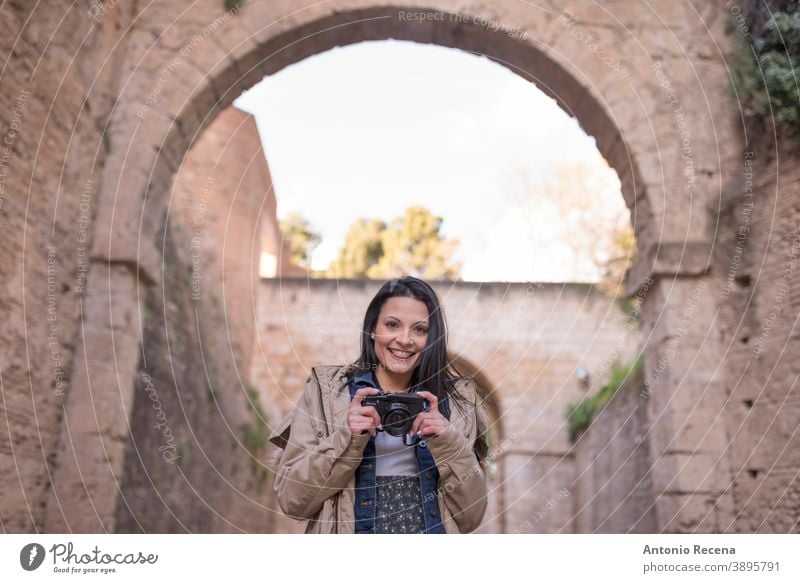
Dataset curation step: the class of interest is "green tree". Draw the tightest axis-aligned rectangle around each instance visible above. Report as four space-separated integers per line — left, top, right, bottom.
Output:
280 212 321 270
327 206 461 280
326 218 385 278
373 206 461 280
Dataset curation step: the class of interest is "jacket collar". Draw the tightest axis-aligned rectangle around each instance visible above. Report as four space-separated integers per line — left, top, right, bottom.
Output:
350 367 378 389
312 362 360 393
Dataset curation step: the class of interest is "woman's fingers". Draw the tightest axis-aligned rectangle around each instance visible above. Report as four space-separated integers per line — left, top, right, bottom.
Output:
410 410 448 437
410 411 427 436
416 390 438 412
351 404 382 428
351 387 380 407
350 415 378 436
349 412 379 435
348 388 382 435
349 408 379 423
368 407 382 429
412 391 443 436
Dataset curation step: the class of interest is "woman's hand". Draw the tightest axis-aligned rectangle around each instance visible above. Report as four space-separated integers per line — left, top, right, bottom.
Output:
409 391 449 438
348 387 382 437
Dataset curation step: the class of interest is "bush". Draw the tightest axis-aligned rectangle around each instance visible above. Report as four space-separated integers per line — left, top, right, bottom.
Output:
731 7 800 139
566 356 643 443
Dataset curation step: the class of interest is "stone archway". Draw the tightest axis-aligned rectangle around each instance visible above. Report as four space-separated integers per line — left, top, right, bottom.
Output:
46 1 741 532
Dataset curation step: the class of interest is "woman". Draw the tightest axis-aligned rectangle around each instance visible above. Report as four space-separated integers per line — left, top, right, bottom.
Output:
268 276 489 534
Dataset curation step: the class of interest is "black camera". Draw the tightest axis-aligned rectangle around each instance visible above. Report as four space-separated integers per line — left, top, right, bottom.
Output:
362 391 429 439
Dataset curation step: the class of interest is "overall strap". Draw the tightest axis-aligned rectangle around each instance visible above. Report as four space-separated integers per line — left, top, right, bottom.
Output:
349 373 378 533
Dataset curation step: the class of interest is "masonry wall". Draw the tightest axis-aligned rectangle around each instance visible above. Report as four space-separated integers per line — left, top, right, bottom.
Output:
114 221 277 532
0 2 126 532
570 363 657 533
712 124 800 533
169 106 269 379
114 106 280 532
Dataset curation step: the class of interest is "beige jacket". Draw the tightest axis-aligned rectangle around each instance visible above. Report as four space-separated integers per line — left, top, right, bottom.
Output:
268 363 489 533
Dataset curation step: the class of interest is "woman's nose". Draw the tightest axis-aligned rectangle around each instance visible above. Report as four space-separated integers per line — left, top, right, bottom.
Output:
397 328 413 345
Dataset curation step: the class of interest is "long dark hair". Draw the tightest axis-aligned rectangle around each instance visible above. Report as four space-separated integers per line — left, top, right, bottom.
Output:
348 277 488 466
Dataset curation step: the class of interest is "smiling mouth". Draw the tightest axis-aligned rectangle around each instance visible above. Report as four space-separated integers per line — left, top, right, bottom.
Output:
388 348 415 360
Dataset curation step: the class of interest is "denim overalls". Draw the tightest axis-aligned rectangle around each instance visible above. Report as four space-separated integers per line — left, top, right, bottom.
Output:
348 369 451 534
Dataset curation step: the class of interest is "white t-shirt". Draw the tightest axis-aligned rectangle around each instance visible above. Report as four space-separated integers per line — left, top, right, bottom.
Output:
374 431 418 476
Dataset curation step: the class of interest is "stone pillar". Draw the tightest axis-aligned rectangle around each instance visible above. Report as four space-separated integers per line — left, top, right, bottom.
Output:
631 248 736 532
44 92 166 534
45 261 145 532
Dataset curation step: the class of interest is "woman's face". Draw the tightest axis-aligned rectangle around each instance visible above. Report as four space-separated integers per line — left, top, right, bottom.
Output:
372 296 430 375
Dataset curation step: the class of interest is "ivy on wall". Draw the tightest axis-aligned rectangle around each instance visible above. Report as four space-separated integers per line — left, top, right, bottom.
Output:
566 356 644 443
730 3 800 139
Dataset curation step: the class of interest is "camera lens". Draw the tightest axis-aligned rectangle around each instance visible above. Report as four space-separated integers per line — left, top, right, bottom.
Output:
382 409 411 436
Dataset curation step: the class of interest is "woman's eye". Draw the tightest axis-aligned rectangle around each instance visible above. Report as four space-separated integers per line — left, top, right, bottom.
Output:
416 327 428 334
386 321 397 328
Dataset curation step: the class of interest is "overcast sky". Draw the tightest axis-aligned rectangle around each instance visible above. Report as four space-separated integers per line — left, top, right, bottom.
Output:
234 39 626 282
